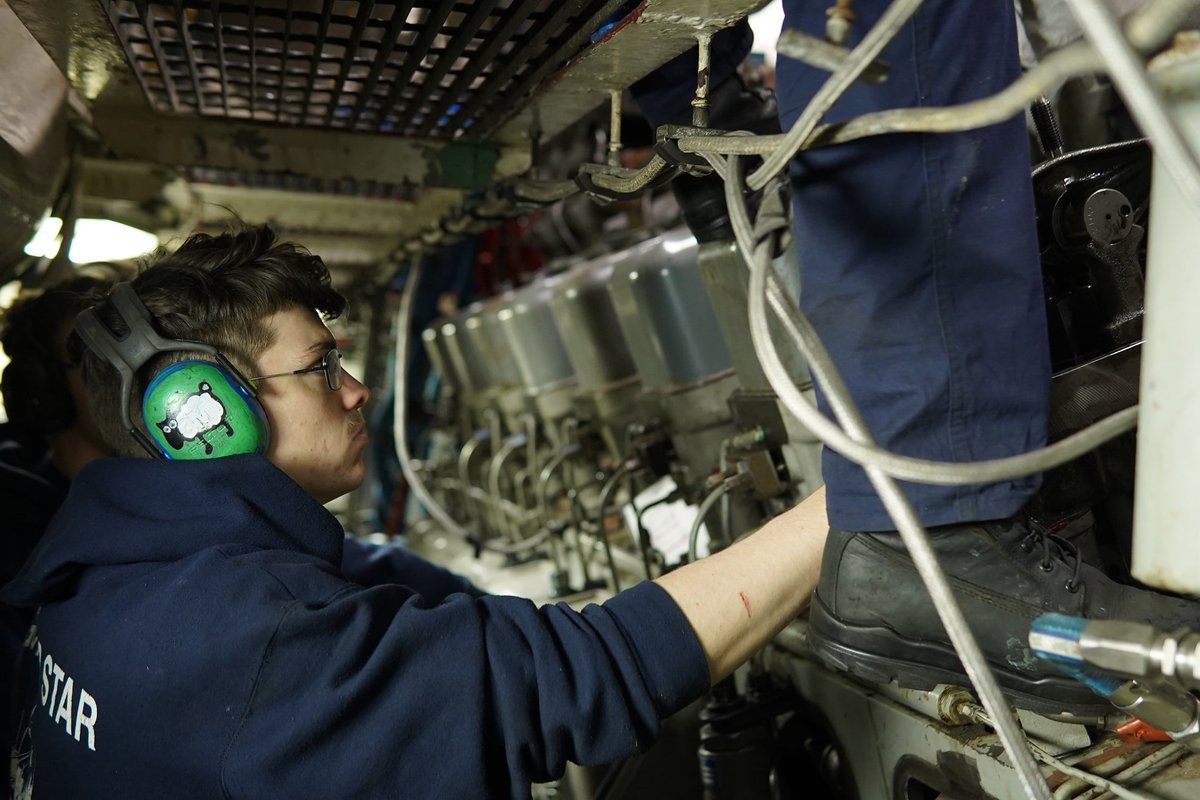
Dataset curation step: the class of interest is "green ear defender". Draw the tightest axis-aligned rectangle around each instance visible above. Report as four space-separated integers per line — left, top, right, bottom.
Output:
74 282 272 460
143 361 269 459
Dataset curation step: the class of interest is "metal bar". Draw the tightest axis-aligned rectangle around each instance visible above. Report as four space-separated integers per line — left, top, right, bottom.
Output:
691 31 713 127
414 0 541 137
133 0 182 112
101 2 158 110
323 0 376 126
473 0 629 140
208 0 232 115
348 0 418 129
174 0 207 113
373 0 458 134
403 0 501 135
248 0 257 118
298 0 336 124
276 0 292 121
607 89 621 165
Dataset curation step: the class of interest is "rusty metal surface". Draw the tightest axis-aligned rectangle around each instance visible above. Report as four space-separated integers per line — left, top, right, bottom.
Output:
89 106 523 190
7 0 125 102
0 0 73 276
2 0 766 272
493 0 771 146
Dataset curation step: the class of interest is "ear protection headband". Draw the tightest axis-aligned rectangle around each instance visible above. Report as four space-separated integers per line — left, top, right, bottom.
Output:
74 283 270 460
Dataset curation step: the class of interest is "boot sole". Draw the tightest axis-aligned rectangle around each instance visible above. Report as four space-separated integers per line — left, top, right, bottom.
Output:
808 593 1114 716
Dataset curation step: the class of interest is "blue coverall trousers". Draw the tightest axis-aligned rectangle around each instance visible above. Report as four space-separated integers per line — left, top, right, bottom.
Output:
636 0 1051 531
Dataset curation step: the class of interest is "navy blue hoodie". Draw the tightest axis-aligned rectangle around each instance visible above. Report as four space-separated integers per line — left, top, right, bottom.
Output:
2 455 708 798
0 427 70 770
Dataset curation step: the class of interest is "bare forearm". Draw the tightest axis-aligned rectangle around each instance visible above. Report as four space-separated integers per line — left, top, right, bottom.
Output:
655 486 828 683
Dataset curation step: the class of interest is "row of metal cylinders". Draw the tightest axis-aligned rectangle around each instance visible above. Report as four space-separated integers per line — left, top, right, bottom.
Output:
422 227 737 454
417 228 823 568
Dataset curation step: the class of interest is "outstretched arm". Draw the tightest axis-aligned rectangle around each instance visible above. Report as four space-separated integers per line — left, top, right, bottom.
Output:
655 485 828 683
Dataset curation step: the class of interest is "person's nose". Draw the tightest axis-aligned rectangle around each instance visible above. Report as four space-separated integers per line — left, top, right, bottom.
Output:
341 370 370 410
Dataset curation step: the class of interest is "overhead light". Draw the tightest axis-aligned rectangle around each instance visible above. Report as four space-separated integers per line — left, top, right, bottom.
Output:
22 215 64 258
23 216 159 263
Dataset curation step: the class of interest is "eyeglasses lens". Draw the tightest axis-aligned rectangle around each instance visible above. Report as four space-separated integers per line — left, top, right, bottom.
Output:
325 349 343 391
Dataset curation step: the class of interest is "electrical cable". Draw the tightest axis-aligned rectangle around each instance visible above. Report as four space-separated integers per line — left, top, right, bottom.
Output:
392 258 549 557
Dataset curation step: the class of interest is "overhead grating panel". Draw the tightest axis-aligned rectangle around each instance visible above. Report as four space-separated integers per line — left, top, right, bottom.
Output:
99 0 628 139
185 166 421 200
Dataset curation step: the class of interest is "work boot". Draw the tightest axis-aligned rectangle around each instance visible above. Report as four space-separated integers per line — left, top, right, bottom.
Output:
807 513 1200 715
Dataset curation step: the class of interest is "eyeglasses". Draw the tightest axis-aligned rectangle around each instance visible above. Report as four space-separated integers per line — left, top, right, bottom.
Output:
251 347 343 391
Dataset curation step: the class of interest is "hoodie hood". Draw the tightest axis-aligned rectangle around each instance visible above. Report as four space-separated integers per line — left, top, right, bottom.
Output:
2 454 344 607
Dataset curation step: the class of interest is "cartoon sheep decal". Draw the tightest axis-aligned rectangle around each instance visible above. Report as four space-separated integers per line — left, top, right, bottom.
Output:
156 382 235 454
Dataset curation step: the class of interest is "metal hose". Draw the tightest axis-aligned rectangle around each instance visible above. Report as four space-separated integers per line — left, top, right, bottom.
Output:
393 258 549 557
687 481 730 565
742 195 1050 799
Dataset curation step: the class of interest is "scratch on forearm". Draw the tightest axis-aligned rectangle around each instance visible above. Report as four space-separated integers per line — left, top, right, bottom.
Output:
739 591 752 619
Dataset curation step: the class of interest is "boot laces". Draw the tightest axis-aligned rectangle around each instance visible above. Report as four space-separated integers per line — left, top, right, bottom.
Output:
1019 519 1084 594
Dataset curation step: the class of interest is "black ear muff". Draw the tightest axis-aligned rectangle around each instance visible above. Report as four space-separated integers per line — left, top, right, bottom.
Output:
74 282 271 459
1 356 75 437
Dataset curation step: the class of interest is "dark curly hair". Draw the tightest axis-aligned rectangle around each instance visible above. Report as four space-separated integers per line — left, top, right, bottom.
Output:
73 226 347 457
2 274 115 437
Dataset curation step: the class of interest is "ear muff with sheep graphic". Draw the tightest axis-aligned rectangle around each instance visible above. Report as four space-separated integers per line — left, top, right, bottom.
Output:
74 283 270 460
141 361 268 459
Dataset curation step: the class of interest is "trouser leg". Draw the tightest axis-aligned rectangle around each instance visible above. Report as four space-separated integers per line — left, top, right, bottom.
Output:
777 0 1050 531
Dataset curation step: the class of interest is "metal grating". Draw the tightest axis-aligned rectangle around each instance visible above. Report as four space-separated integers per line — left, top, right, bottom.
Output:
100 0 628 139
185 166 420 199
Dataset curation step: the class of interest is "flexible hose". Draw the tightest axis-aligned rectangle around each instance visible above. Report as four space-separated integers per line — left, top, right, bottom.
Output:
681 43 1104 157
595 464 632 592
398 0 1193 259
633 491 676 580
536 442 579 521
745 0 925 191
487 435 526 543
581 156 673 195
718 153 1137 486
961 703 1163 800
740 181 1050 799
687 482 730 565
1125 0 1200 52
1064 0 1200 216
392 259 549 557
